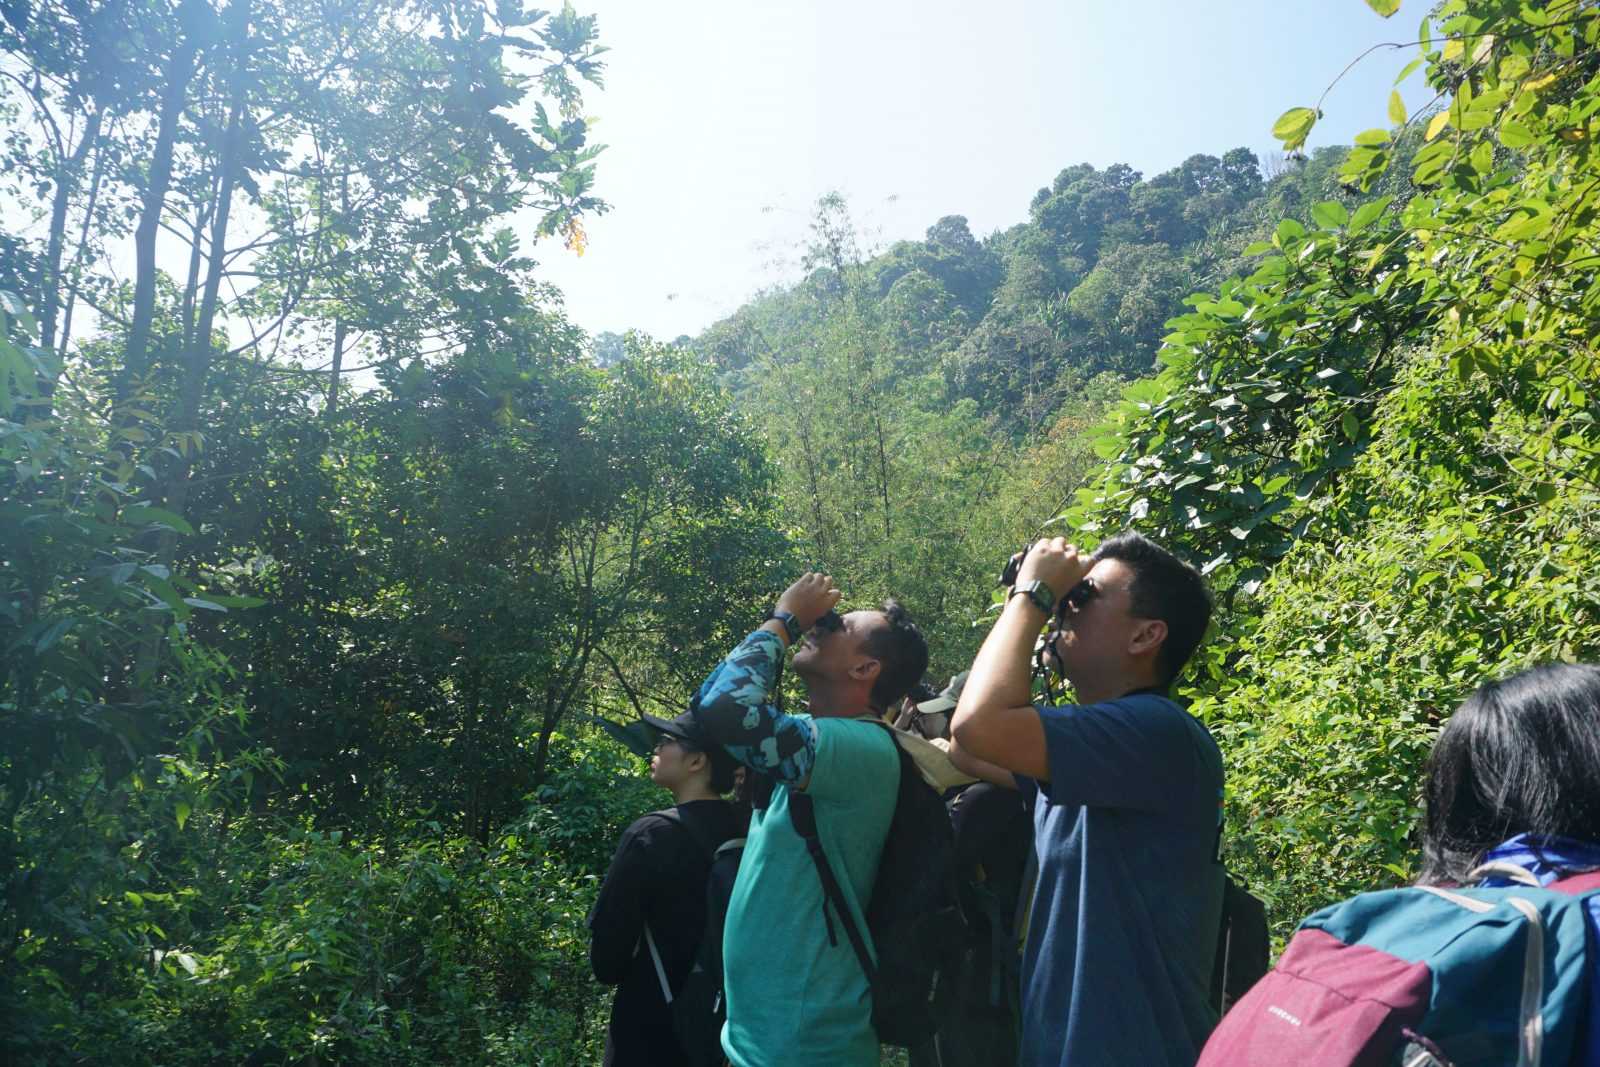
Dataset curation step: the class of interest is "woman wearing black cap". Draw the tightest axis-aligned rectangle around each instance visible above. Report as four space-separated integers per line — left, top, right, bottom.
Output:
589 711 743 1066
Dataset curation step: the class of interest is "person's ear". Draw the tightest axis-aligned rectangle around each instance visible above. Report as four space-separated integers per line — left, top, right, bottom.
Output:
850 657 882 688
1128 619 1167 659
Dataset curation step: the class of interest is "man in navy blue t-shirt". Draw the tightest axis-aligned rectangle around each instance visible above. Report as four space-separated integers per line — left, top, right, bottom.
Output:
950 531 1223 1067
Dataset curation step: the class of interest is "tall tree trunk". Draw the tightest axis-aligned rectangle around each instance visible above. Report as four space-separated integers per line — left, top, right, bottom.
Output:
326 173 350 421
326 317 348 420
117 26 201 403
172 0 252 482
135 1 248 682
38 108 101 359
55 130 109 366
180 191 215 351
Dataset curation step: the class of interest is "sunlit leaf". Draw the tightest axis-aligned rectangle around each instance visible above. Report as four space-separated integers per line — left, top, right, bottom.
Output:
1388 90 1408 125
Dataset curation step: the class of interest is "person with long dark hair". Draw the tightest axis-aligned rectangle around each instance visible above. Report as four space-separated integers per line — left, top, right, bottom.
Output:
1409 662 1600 1063
1418 662 1600 888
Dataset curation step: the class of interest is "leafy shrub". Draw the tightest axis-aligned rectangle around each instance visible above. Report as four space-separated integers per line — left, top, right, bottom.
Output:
39 824 607 1067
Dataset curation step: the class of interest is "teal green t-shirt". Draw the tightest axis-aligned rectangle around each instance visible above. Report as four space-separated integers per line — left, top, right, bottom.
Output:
720 716 900 1067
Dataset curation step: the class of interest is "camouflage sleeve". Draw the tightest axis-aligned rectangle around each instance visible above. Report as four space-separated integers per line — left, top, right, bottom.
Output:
691 629 817 784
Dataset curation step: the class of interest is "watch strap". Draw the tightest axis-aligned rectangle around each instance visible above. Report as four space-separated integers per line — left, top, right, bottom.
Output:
766 609 804 644
1010 580 1055 617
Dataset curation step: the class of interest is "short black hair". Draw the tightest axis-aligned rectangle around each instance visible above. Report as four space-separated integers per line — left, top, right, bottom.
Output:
1420 663 1600 885
679 740 737 794
1093 530 1212 687
862 599 929 712
906 680 939 706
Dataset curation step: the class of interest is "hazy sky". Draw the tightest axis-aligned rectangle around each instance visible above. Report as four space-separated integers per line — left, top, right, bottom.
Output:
533 0 1431 342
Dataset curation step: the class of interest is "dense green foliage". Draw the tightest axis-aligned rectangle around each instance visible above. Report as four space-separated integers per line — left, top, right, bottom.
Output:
3 0 1599 1061
0 1 787 1060
1067 0 1600 929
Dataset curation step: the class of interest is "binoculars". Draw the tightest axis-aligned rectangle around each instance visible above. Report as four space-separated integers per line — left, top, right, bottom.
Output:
999 543 1094 617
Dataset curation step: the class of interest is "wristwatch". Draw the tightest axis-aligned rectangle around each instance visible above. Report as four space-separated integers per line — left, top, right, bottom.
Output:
765 609 805 644
1010 580 1056 617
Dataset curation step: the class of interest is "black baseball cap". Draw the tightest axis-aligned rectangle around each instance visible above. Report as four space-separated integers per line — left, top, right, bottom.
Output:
640 710 739 788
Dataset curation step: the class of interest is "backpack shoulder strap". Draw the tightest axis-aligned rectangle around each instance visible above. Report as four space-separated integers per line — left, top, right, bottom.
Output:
788 789 880 993
646 808 716 864
642 923 674 1004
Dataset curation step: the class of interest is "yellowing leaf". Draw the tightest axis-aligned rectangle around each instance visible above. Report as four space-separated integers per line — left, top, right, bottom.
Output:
1388 90 1408 125
1365 0 1401 15
1426 112 1452 141
562 217 588 257
1523 72 1560 92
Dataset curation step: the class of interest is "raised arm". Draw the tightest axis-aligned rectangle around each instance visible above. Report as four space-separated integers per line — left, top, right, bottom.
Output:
692 573 841 787
951 539 1088 781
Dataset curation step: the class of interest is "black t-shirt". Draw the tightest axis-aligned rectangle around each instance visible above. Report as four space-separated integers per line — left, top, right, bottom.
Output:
589 799 742 1067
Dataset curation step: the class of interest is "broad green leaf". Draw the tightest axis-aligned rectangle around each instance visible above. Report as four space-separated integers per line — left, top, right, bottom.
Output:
1388 90 1408 125
32 617 72 652
124 505 195 535
1394 56 1425 84
1349 195 1394 232
1354 128 1392 146
203 594 268 609
1311 201 1350 229
1272 107 1318 148
175 802 191 830
1499 120 1534 148
1365 0 1400 15
1469 140 1493 173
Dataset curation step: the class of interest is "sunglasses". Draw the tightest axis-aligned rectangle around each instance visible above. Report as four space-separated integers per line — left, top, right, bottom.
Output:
813 609 844 634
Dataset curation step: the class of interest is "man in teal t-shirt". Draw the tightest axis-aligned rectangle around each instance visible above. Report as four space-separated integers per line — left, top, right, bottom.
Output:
691 572 929 1067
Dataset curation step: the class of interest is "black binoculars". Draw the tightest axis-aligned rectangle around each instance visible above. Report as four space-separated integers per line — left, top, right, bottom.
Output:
999 543 1094 616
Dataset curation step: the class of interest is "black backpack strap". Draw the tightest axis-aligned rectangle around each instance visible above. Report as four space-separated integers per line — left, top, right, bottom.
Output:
648 809 716 864
788 787 880 995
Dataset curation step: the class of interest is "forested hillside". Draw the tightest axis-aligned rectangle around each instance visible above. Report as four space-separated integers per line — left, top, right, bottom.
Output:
3 0 1599 1062
685 146 1383 667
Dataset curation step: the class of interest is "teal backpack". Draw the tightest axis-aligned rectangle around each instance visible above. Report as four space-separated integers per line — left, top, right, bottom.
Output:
1198 862 1600 1067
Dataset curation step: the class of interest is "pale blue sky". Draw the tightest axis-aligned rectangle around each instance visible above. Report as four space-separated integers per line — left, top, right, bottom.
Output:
535 0 1432 341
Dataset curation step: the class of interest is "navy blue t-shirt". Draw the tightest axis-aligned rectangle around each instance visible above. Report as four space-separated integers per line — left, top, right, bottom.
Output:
1016 692 1224 1067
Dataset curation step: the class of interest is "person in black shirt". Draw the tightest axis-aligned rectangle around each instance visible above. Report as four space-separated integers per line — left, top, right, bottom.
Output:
589 710 742 1067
